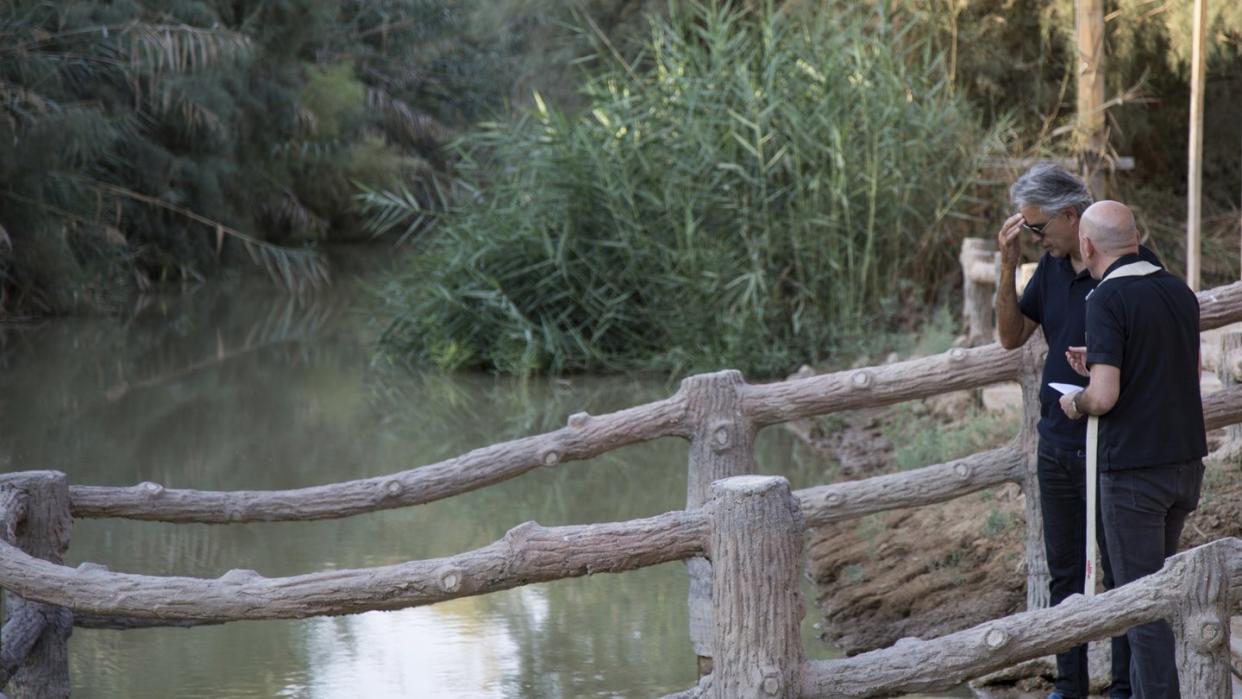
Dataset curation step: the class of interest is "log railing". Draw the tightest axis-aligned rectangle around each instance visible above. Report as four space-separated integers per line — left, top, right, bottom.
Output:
4 471 1240 698
6 273 1242 697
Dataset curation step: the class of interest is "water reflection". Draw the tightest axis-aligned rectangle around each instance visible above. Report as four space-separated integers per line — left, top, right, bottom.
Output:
0 277 837 698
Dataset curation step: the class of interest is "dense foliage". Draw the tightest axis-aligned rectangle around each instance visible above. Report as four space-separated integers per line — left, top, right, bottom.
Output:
0 0 506 314
373 2 999 376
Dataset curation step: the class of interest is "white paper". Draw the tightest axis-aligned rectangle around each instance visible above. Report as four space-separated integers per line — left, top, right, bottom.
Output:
1048 382 1084 396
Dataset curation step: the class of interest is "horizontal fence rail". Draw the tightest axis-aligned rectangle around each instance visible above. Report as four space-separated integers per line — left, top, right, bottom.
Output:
69 395 690 523
0 493 706 621
794 445 1026 528
69 279 1242 526
796 538 1242 698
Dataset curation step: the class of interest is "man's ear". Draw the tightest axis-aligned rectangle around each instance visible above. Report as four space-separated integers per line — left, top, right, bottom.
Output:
1079 234 1094 260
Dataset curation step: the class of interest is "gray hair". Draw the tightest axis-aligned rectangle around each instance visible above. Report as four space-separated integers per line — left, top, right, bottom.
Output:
1009 162 1094 216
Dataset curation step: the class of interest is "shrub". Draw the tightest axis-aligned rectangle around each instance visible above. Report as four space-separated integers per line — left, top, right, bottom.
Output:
374 1 1001 376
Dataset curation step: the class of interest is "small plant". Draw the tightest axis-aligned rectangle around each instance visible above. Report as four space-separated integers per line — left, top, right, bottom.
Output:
843 563 867 583
982 507 1010 538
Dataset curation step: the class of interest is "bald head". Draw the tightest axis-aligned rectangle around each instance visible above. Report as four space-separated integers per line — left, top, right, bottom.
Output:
1081 200 1139 256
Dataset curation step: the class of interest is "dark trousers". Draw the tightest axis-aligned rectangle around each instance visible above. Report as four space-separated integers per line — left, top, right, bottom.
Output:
1100 459 1204 699
1037 440 1131 698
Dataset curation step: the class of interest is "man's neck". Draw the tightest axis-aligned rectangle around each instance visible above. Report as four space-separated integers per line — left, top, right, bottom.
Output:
1069 252 1087 274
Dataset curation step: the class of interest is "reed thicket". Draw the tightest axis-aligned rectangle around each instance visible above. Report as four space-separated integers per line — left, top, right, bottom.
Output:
374 2 1002 376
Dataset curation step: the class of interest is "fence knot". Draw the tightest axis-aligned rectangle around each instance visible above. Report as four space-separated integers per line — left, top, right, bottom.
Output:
1196 619 1223 650
567 412 590 429
850 370 873 389
542 450 561 466
710 421 732 451
383 480 404 497
983 626 1009 649
138 481 164 497
761 673 782 696
220 568 262 584
949 347 967 362
824 491 844 507
435 565 464 593
953 462 971 479
76 562 109 574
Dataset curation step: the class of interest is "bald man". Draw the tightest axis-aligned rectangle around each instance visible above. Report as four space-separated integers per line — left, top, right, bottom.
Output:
1058 201 1206 699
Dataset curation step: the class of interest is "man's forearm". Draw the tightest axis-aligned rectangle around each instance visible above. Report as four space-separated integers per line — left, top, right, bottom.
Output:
995 265 1026 348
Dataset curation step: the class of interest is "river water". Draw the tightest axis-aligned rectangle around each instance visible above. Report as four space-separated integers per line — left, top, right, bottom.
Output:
0 269 967 698
0 274 844 699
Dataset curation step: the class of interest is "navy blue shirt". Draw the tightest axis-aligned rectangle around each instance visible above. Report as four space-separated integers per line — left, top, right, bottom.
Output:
1085 254 1206 470
1018 245 1161 449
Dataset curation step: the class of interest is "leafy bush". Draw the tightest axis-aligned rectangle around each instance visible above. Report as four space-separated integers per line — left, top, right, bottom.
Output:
374 1 1001 376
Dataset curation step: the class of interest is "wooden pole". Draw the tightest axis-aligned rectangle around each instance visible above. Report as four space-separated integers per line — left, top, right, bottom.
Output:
959 238 998 346
708 476 804 698
680 370 758 677
1017 332 1051 610
1172 534 1232 697
0 472 72 699
1188 0 1208 291
1076 0 1107 198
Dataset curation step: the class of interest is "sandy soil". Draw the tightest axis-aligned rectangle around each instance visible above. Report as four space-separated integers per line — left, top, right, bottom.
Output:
800 396 1242 693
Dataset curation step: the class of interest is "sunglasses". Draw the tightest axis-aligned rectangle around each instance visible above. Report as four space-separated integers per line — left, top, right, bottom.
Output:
1020 215 1053 239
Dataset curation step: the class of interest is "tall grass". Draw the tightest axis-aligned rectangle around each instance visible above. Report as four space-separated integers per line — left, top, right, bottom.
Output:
373 1 1003 376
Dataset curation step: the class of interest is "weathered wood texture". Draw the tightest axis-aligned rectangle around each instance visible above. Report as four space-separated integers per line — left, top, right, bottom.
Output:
741 344 1023 428
1075 0 1107 198
0 510 707 622
709 477 805 698
0 473 72 699
1215 332 1242 454
1197 281 1242 330
69 394 689 523
795 445 1024 528
681 371 758 666
796 538 1242 698
1203 383 1242 431
1173 537 1233 697
1017 333 1051 610
960 238 998 346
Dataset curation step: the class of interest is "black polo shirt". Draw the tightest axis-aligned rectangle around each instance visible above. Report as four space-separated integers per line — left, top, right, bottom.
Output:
1018 245 1161 450
1084 254 1206 470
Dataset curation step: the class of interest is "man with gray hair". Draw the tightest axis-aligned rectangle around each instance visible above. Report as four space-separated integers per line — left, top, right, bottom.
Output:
1057 200 1204 698
995 163 1158 699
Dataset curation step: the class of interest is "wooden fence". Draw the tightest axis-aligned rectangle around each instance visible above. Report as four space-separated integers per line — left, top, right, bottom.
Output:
5 270 1242 698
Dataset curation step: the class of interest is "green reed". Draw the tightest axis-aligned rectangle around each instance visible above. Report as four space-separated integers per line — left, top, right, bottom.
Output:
374 1 1001 376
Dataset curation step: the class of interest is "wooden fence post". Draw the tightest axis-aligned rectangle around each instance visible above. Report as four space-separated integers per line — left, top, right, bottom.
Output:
680 370 758 676
1016 333 1051 610
0 472 72 699
1172 540 1233 696
1215 331 1242 460
708 476 805 698
959 238 998 346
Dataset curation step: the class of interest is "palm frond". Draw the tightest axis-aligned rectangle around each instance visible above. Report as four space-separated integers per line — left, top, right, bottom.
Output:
356 180 447 245
100 184 329 292
366 87 447 147
264 191 329 239
122 22 252 78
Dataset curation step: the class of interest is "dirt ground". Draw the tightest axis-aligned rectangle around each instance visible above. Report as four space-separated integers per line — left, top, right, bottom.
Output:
800 396 1242 690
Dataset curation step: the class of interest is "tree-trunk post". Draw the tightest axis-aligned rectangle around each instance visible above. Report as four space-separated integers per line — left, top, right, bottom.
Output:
0 472 73 699
1215 331 1242 459
960 238 998 346
1172 540 1232 697
708 476 805 699
1016 332 1051 610
680 370 758 677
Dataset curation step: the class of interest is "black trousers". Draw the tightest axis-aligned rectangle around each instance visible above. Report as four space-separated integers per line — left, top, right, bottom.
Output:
1100 459 1204 699
1037 439 1130 698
